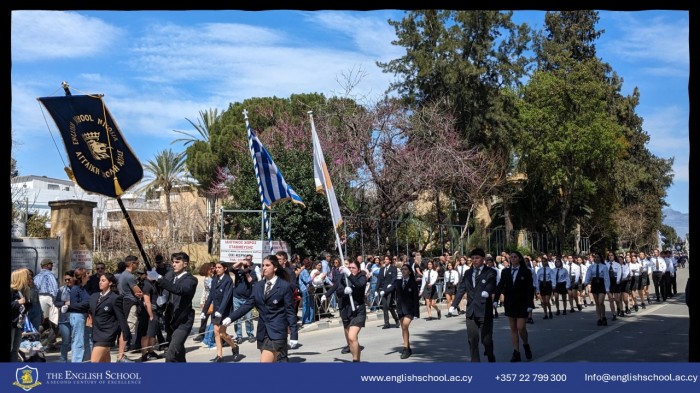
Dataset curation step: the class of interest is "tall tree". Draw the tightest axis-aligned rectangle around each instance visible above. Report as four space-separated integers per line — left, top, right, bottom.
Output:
138 149 189 241
378 10 531 232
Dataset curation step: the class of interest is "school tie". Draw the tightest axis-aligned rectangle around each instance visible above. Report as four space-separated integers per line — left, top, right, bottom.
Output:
403 279 407 289
543 265 547 281
264 280 272 298
655 257 660 271
512 268 518 283
596 263 600 278
557 268 561 282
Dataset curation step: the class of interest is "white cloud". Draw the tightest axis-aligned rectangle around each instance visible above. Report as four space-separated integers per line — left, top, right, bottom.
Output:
11 10 124 62
642 105 689 182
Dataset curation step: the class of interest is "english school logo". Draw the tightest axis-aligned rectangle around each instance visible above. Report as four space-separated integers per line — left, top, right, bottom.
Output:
13 365 42 391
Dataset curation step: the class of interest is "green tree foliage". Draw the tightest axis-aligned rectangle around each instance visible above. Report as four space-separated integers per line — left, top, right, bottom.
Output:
27 212 51 237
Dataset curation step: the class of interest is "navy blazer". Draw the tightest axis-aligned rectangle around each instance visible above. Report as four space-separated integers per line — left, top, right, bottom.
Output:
89 291 123 344
376 265 397 293
394 277 420 318
495 266 535 315
228 277 298 341
157 272 198 327
203 274 233 317
453 266 497 319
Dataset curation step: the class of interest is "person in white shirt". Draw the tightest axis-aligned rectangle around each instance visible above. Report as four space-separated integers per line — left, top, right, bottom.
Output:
442 262 460 318
637 251 652 305
617 254 631 315
535 259 554 320
605 252 622 321
455 256 469 314
649 249 668 302
419 260 441 320
568 257 584 312
551 258 570 315
663 250 677 299
627 255 642 312
583 253 611 326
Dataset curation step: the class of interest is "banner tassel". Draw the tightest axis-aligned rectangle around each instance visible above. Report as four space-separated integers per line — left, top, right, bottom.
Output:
64 167 77 183
114 177 124 196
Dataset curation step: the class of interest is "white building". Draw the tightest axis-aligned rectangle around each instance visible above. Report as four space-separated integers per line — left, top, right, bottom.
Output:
11 175 108 229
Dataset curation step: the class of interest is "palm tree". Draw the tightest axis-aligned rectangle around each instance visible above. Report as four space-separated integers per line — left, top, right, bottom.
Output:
171 108 222 254
138 149 189 241
171 108 220 146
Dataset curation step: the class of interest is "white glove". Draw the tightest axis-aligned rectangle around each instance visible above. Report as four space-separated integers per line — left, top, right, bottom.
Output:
214 311 222 318
493 301 499 308
527 307 533 313
343 287 353 295
380 290 385 297
374 291 378 297
199 312 206 320
289 340 298 348
448 306 455 315
387 284 392 289
341 266 351 276
320 295 327 303
146 268 161 281
61 305 68 313
222 317 231 326
481 291 489 298
156 295 167 307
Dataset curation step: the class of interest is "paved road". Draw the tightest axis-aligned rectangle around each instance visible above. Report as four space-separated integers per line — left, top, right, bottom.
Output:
45 267 690 363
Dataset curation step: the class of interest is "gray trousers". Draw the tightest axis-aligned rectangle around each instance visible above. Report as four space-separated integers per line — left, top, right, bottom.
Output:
466 316 494 362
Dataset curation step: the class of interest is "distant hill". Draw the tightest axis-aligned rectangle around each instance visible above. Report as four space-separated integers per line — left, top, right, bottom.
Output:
662 208 689 239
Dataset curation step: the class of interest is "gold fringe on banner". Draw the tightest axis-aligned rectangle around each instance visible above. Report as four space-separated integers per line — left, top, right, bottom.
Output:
64 167 77 183
114 177 123 196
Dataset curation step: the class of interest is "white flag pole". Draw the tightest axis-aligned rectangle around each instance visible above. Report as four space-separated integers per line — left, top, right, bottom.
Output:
309 111 354 311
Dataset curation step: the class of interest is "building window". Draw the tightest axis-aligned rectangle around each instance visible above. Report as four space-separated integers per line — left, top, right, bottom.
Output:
64 186 70 191
47 184 60 190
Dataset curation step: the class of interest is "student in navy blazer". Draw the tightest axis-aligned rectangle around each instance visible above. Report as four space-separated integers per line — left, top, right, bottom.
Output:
394 264 420 359
88 273 123 363
449 248 497 362
223 255 298 363
494 251 534 362
202 262 239 362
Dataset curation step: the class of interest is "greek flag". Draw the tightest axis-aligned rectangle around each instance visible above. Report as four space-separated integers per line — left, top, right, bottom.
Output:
246 120 304 209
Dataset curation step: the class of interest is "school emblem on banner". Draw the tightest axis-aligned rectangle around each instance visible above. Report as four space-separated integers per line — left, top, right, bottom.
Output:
13 365 42 391
37 94 143 198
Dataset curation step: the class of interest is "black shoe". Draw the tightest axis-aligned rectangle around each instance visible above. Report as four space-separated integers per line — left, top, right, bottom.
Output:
510 350 521 362
602 317 608 326
641 303 646 309
549 312 554 319
570 308 575 313
487 355 496 363
341 346 351 354
527 317 534 324
523 344 532 360
437 310 442 320
193 336 203 343
625 308 631 314
211 356 223 362
400 348 412 359
577 304 583 311
634 305 638 312
247 336 256 343
612 314 617 321
563 309 566 315
597 319 602 326
231 344 240 356
459 310 466 315
555 310 561 316
394 322 400 328
543 315 549 320
382 324 391 329
235 337 243 344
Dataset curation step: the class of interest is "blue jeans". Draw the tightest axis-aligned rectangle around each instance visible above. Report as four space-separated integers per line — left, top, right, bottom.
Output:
58 321 72 362
233 297 254 338
301 289 314 324
368 282 378 309
69 313 90 363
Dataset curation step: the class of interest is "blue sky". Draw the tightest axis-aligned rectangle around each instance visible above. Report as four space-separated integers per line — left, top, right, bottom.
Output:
10 10 689 214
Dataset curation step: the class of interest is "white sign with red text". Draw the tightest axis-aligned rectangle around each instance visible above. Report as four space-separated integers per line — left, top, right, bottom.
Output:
219 240 290 265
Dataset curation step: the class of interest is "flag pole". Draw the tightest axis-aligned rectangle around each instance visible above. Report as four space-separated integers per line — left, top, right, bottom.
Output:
61 81 151 270
244 109 273 255
309 111 354 311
